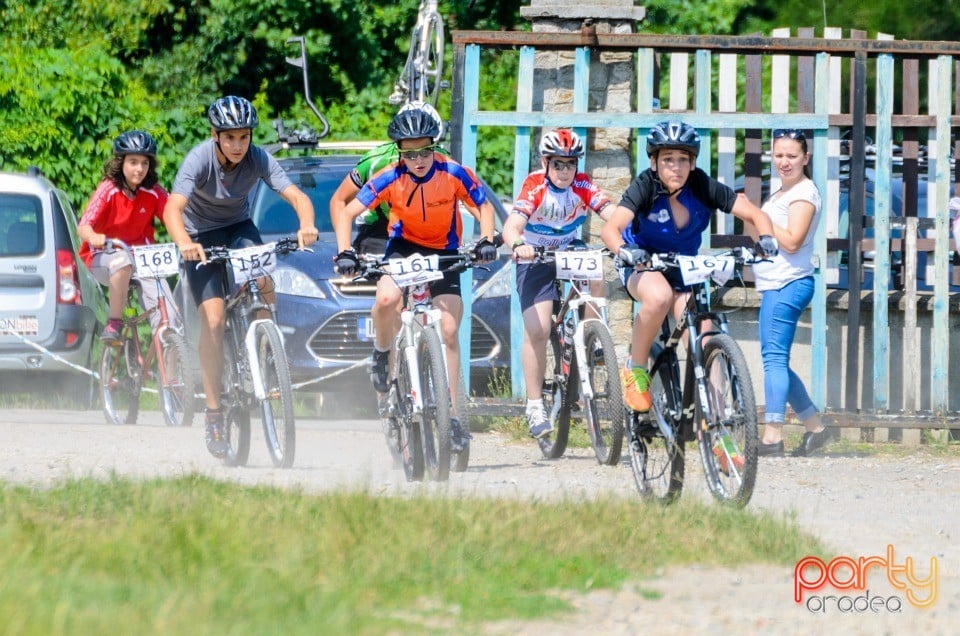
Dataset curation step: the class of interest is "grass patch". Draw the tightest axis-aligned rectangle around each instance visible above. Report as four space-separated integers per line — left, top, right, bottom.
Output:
0 476 821 634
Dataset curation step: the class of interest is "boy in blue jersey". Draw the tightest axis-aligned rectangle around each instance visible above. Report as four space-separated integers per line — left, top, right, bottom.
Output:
601 121 779 412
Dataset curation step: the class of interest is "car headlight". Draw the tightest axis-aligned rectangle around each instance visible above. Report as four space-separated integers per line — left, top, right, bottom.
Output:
474 260 514 299
272 266 327 299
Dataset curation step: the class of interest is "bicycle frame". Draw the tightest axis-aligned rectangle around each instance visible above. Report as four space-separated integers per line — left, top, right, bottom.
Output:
394 283 445 417
555 280 609 402
224 274 278 401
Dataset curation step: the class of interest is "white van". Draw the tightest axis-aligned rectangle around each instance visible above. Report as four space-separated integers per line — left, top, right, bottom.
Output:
0 167 107 407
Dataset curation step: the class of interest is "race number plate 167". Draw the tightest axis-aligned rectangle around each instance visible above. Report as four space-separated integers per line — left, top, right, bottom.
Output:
230 242 278 286
133 243 179 278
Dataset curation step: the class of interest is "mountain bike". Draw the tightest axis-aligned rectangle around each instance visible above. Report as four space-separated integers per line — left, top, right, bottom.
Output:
528 245 625 465
201 238 300 468
389 0 446 108
625 247 761 507
98 239 197 427
357 247 481 482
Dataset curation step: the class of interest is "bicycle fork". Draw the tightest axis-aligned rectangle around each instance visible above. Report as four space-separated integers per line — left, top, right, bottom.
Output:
569 296 608 402
398 308 442 417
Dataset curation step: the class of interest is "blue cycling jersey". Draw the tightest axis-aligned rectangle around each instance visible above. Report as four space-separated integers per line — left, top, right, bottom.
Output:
618 168 737 256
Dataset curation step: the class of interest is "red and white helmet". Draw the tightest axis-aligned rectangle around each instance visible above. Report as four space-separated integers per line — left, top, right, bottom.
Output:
539 128 584 158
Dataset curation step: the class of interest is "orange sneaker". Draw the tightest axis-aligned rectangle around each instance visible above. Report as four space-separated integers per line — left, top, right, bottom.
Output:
621 367 652 412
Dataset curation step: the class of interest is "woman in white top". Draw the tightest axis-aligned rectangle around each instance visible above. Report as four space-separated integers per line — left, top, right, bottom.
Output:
754 129 833 458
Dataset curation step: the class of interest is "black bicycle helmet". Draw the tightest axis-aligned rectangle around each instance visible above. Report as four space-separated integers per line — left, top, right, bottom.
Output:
388 107 441 142
646 121 700 158
113 130 157 157
208 96 259 131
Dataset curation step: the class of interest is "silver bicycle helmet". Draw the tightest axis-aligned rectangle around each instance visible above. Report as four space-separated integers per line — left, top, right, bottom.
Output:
398 101 443 142
208 96 259 131
646 121 700 158
388 107 441 142
113 130 157 157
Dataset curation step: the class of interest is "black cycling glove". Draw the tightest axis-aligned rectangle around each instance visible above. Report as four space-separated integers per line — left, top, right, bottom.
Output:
474 237 498 263
334 249 359 275
617 245 649 267
755 235 780 258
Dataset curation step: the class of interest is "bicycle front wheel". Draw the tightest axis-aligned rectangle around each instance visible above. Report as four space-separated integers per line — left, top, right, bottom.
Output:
629 346 685 504
100 338 141 425
256 321 296 468
538 329 574 459
696 334 758 507
159 332 197 427
579 321 625 465
395 347 424 482
411 12 445 106
417 326 451 481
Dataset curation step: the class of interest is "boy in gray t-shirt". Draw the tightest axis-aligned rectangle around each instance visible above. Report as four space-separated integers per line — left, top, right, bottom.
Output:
163 95 318 459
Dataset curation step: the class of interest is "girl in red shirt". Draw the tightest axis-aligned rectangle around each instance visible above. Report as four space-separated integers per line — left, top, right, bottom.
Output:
78 130 172 340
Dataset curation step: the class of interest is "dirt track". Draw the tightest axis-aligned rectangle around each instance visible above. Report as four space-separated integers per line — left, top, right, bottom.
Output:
1 408 958 633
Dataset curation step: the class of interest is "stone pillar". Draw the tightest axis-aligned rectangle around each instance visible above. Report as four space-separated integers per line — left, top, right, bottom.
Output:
521 0 646 356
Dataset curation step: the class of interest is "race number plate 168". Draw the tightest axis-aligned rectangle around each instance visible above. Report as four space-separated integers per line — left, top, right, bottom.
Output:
133 243 179 278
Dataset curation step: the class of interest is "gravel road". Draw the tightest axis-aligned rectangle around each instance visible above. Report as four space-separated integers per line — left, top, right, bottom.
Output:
1 408 958 634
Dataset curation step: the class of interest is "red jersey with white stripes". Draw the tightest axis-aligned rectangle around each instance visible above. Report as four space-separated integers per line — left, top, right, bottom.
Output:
78 180 169 266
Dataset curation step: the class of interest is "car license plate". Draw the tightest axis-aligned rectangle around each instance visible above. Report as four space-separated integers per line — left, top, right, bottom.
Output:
0 315 39 336
357 316 375 341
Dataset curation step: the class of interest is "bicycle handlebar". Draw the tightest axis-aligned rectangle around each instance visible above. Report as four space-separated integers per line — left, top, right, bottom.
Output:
624 246 766 273
354 242 489 281
200 237 303 266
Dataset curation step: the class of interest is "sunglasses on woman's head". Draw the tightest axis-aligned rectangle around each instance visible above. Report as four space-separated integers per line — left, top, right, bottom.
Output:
773 129 806 141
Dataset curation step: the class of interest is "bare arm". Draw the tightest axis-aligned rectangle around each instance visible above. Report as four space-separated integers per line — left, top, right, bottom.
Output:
279 184 318 248
600 204 634 252
772 200 816 254
163 193 205 263
329 176 360 237
77 223 106 250
334 198 368 253
730 193 776 237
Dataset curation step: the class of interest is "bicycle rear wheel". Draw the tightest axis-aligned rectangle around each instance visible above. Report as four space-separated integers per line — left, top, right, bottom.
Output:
580 321 625 466
395 339 424 482
696 334 758 507
159 332 197 427
100 338 141 425
629 346 685 504
538 329 575 459
417 326 451 481
221 343 251 467
256 321 296 468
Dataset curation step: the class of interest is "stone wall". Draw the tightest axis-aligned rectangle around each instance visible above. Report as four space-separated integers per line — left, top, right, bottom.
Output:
522 0 646 356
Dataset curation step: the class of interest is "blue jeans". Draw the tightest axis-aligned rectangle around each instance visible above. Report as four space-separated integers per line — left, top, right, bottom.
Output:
759 276 818 424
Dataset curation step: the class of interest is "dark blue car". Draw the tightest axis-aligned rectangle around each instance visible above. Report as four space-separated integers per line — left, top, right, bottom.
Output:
247 151 513 412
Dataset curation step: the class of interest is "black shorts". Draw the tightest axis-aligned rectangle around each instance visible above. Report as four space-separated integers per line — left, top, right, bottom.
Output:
516 260 559 311
384 238 461 298
183 219 263 305
353 220 388 255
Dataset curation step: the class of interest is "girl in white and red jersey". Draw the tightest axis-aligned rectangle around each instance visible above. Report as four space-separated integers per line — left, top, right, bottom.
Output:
78 130 172 340
501 129 614 439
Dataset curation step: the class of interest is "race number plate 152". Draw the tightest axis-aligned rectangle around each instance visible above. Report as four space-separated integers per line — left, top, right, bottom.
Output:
554 249 604 281
132 243 179 278
230 242 278 286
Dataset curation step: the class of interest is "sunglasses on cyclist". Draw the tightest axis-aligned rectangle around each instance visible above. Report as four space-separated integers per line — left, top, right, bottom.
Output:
398 145 437 160
548 159 578 172
773 128 806 141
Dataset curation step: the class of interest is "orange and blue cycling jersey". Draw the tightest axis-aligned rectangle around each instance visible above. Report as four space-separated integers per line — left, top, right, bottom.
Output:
356 154 487 250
